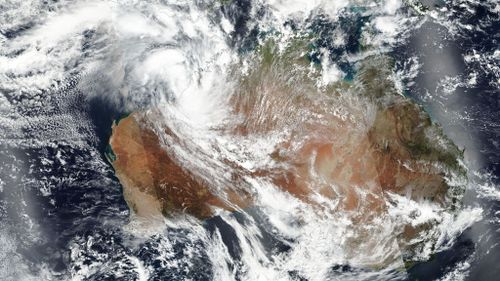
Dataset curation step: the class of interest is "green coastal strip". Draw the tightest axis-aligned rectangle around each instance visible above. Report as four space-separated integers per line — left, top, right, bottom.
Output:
105 112 131 164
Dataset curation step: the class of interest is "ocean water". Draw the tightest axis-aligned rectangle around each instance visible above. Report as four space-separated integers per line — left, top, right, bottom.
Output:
0 0 498 280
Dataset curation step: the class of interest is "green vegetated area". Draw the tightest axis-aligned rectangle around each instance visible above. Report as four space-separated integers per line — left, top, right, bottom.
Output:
105 112 131 164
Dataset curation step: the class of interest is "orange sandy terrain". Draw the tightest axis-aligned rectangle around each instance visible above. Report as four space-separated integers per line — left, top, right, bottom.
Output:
109 113 252 219
109 95 456 220
107 54 464 266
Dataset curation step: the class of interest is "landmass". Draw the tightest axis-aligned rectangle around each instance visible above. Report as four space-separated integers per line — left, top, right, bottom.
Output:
106 40 466 267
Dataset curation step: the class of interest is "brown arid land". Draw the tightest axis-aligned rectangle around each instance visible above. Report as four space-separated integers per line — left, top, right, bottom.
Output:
107 52 465 267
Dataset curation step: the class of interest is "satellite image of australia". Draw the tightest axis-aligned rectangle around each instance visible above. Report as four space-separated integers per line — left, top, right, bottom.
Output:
0 0 499 280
